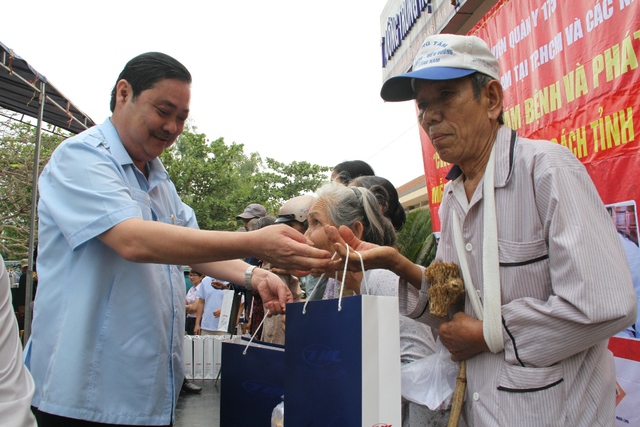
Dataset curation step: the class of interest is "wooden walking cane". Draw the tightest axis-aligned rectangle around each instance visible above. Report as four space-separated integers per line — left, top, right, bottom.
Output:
447 360 466 427
424 262 466 427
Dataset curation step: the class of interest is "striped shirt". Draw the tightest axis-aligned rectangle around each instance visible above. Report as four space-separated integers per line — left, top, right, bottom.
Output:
400 126 637 426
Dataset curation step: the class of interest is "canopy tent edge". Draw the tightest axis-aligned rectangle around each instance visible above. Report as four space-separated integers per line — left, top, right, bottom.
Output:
0 41 95 344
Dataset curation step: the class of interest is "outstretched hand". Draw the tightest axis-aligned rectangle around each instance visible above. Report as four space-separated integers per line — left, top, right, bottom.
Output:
255 225 333 276
323 225 400 273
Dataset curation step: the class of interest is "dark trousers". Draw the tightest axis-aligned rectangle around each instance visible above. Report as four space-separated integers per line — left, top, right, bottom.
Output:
33 408 172 427
185 316 196 335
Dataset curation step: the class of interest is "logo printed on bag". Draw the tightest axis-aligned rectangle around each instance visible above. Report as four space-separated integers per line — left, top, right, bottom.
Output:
241 380 284 399
302 344 342 366
372 424 393 427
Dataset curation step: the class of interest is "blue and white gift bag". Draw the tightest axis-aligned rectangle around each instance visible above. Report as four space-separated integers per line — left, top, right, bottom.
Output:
284 295 402 426
220 337 285 426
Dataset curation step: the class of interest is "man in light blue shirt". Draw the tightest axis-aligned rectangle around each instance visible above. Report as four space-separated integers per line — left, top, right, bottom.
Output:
27 52 332 427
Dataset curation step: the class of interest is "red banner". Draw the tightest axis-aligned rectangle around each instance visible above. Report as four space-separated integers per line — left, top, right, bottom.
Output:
417 3 640 423
422 0 640 232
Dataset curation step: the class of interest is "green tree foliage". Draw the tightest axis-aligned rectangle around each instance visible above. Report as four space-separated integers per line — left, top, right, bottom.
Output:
161 130 257 231
253 158 331 211
161 128 331 231
0 117 66 259
395 207 437 267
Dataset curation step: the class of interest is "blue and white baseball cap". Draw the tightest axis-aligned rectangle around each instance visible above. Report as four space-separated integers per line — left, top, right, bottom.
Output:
380 34 500 102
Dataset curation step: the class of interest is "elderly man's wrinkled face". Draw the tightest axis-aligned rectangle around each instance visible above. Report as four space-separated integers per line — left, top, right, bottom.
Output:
304 199 334 253
414 76 492 168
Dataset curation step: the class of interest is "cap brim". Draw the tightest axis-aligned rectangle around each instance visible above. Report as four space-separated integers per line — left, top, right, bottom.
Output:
380 67 477 102
236 214 254 219
274 217 293 224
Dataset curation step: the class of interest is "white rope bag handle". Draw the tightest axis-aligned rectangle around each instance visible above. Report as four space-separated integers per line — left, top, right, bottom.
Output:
302 244 368 314
245 245 368 354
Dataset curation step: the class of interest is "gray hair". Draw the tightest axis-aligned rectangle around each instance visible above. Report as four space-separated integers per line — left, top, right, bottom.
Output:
471 72 504 125
315 181 396 246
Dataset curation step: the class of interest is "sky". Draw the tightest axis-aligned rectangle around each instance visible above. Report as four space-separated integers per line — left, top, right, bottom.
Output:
2 0 426 188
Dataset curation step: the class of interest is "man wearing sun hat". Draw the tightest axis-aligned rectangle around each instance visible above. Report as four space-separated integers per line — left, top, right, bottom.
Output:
236 203 267 231
374 34 637 426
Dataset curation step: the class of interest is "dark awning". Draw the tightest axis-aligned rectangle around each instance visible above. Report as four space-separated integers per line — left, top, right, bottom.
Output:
0 41 94 133
1 41 95 345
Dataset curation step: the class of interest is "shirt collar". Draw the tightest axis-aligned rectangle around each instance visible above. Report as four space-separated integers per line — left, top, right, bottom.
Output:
100 118 169 181
100 118 132 167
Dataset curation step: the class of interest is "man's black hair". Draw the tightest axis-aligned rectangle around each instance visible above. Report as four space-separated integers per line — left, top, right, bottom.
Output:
109 52 192 112
333 160 375 185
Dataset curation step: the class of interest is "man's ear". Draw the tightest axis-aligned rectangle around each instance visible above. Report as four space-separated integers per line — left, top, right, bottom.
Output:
114 79 132 108
485 80 504 121
351 221 365 240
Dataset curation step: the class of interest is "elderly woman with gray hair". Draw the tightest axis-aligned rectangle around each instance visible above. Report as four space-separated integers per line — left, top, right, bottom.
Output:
304 181 453 427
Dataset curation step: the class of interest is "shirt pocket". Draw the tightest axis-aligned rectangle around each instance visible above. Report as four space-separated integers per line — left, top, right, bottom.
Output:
498 238 551 301
159 216 185 226
498 238 548 266
497 363 567 426
130 188 152 221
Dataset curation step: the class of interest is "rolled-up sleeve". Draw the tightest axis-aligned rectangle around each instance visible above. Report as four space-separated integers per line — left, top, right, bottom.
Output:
398 264 450 328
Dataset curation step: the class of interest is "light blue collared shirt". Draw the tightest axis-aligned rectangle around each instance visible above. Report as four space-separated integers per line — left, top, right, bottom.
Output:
26 119 198 425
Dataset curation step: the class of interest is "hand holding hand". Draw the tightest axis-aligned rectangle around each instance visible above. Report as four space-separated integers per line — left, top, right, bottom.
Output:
269 266 291 276
254 225 332 276
324 225 400 273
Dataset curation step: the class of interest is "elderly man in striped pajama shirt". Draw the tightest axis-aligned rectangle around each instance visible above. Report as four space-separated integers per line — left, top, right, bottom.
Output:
334 33 637 426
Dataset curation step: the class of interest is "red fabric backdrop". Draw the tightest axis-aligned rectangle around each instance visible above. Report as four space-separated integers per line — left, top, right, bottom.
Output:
422 0 640 232
417 3 640 422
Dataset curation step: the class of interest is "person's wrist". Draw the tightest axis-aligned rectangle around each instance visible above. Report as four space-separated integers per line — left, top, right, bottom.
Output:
244 265 257 290
389 246 403 269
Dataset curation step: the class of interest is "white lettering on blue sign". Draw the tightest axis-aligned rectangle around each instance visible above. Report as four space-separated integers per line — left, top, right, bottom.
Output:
381 0 432 68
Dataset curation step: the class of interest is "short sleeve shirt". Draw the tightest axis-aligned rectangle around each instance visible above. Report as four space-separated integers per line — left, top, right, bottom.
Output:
196 277 227 331
26 119 198 425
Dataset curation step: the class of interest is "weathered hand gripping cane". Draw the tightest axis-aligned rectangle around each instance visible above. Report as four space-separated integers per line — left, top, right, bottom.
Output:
424 262 466 427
